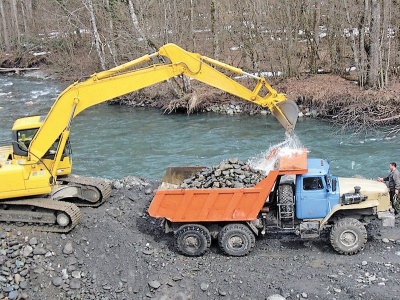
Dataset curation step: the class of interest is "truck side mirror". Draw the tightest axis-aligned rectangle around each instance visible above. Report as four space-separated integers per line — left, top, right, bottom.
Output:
331 178 337 192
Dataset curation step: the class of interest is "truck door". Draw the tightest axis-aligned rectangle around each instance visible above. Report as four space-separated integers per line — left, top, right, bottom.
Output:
295 176 328 219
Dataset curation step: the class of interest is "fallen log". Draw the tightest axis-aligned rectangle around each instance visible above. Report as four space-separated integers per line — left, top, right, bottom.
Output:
0 67 40 74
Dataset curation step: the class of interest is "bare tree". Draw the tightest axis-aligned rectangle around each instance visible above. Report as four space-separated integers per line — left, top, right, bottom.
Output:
0 0 10 51
368 0 381 88
85 0 106 70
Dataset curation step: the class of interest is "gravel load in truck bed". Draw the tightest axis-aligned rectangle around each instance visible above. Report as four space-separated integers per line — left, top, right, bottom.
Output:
179 158 266 189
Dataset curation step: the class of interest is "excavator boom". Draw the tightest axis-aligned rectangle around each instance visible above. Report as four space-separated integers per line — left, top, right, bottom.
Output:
29 43 297 164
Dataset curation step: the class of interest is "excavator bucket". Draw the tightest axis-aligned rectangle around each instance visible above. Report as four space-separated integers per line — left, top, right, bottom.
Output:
272 100 299 133
162 166 206 185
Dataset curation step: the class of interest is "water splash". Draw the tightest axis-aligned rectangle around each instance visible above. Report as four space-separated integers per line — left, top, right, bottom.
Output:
248 133 305 175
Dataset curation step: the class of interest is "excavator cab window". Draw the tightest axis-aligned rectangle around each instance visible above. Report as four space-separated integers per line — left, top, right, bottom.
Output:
43 137 71 159
12 128 38 156
13 129 71 159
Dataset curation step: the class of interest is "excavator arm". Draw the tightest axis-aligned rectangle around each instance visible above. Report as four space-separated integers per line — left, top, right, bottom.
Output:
28 43 298 168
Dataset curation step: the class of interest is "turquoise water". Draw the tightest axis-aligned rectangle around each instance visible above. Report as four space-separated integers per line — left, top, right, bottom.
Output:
1 76 399 179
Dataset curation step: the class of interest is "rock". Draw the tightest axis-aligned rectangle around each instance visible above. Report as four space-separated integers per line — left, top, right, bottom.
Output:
361 261 368 266
71 271 81 279
112 181 124 189
22 245 33 257
180 158 265 189
63 242 74 255
19 281 28 289
200 282 209 291
382 238 390 243
52 277 63 287
8 290 19 300
148 280 161 289
33 247 47 255
14 274 21 284
267 295 286 300
106 207 121 218
69 278 81 289
301 292 308 298
218 289 227 296
29 237 38 245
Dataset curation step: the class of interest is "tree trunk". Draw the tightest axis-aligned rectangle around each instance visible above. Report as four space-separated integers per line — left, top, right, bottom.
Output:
0 0 10 51
104 0 117 66
85 0 106 70
190 0 195 50
11 0 20 44
381 0 391 88
211 0 219 58
368 0 380 88
344 0 360 82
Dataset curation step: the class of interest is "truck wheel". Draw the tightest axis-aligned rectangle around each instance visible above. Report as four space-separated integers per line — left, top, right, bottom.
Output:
330 218 367 255
218 223 255 256
175 224 211 257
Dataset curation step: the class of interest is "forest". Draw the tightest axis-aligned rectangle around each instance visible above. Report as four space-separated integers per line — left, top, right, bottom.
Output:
0 0 400 132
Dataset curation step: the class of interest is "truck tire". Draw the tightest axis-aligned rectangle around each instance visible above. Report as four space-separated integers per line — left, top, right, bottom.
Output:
175 224 211 257
218 223 255 256
278 183 294 214
330 218 367 255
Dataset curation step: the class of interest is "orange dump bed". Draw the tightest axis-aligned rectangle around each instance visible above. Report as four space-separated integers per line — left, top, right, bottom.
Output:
148 170 280 222
148 149 308 223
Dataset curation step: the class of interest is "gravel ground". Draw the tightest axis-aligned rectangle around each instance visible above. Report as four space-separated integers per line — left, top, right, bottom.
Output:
1 176 400 300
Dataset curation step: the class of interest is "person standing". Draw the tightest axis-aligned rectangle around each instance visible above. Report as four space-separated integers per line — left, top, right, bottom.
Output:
377 162 400 207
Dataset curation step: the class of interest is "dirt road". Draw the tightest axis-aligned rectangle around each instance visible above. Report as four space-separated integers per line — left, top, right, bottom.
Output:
1 176 400 300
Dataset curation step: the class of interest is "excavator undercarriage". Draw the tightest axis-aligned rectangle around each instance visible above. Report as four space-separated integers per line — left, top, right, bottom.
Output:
0 198 81 233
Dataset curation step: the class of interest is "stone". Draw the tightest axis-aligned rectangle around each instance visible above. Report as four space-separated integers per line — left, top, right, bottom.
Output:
200 282 209 291
22 245 33 257
361 261 368 266
19 281 28 289
29 237 38 245
148 280 161 289
8 290 19 300
63 242 74 255
72 271 81 279
52 277 63 287
14 274 21 284
70 278 81 289
382 238 390 243
267 295 286 300
33 247 47 255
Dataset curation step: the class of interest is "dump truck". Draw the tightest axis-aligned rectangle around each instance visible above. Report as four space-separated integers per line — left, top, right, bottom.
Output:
148 150 394 256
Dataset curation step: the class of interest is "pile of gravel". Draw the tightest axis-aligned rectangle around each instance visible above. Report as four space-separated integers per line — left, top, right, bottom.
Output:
180 158 265 189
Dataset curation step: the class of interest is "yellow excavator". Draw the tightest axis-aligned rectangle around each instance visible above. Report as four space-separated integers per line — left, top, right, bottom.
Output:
0 43 298 232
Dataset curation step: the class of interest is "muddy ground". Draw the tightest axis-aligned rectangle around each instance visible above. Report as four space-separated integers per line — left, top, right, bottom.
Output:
1 176 400 300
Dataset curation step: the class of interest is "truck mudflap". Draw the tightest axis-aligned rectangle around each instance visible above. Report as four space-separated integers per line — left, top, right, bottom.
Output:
318 200 387 229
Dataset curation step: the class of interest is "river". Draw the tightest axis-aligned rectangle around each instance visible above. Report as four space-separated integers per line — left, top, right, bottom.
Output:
0 75 399 180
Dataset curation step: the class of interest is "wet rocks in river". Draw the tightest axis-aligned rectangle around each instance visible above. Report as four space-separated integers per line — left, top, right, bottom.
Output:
180 158 265 189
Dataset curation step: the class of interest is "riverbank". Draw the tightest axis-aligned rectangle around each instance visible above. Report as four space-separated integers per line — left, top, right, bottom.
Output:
3 57 400 134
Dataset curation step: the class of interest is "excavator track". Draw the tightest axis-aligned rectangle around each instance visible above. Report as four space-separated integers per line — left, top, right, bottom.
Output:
0 198 81 233
57 175 112 207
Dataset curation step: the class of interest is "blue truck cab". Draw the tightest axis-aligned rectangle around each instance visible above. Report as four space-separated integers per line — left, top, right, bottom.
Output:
295 158 339 219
